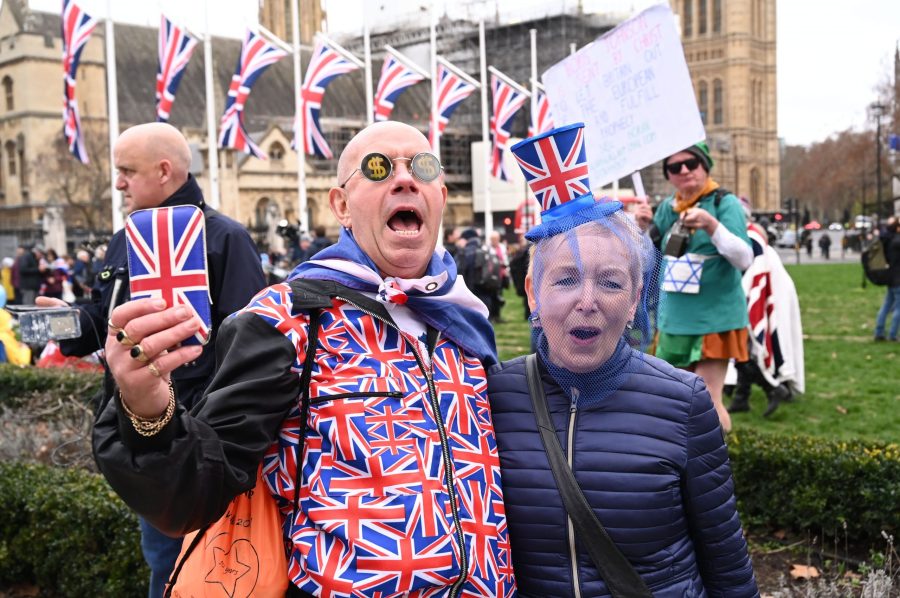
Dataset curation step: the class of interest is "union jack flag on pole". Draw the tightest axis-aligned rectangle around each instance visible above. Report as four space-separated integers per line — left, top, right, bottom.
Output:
528 87 554 137
125 206 212 345
428 58 479 147
488 68 529 181
61 0 98 164
156 15 198 122
218 29 288 159
295 37 361 158
373 46 427 122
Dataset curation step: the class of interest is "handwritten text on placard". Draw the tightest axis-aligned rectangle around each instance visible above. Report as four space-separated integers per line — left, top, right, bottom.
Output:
542 4 705 188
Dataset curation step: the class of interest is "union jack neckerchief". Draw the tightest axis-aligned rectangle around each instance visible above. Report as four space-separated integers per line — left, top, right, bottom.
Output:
289 229 498 367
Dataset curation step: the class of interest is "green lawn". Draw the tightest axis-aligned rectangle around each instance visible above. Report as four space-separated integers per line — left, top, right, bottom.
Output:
492 263 899 443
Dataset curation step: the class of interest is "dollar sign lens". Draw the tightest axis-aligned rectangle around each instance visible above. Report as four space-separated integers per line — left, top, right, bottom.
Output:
413 154 437 179
366 155 388 180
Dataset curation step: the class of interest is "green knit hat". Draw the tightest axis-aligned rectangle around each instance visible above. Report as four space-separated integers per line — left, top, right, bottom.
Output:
663 141 715 179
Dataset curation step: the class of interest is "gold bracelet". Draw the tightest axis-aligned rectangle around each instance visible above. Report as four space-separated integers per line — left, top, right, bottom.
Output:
119 382 175 437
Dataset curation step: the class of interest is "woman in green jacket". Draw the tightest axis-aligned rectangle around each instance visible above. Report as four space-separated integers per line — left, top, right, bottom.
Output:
652 142 753 433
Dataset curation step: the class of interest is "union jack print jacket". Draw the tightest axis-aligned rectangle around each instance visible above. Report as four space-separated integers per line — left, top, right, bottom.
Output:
94 279 517 598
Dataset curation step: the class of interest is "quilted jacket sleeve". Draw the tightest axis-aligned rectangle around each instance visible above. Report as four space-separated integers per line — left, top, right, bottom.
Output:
92 311 300 537
682 377 760 598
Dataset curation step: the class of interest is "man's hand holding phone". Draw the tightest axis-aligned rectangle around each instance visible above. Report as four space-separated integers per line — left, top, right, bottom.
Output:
106 298 202 419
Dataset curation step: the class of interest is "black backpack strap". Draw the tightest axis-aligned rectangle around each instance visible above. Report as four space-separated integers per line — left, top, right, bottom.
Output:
525 354 653 598
712 187 731 209
165 282 328 597
287 278 329 518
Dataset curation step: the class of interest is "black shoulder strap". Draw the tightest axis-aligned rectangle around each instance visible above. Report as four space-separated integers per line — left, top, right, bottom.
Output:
712 187 731 209
525 354 652 598
286 278 330 517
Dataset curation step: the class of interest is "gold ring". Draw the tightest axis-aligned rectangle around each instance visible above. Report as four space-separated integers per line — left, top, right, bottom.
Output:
147 362 161 378
107 319 123 334
117 330 137 347
130 344 151 363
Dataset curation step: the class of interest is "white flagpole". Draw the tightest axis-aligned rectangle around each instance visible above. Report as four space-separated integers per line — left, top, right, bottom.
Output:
529 29 537 130
479 20 492 236
363 11 373 124
487 66 530 97
105 0 122 231
203 0 220 209
528 28 537 225
436 56 479 88
384 45 431 79
291 0 308 232
430 9 438 157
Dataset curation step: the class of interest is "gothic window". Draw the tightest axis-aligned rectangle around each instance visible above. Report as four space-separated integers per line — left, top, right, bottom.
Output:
17 141 24 185
2 76 13 111
682 0 693 37
270 141 285 162
5 141 16 176
757 80 764 127
750 168 761 206
698 81 709 125
713 79 724 125
698 0 708 35
712 0 722 33
255 197 273 230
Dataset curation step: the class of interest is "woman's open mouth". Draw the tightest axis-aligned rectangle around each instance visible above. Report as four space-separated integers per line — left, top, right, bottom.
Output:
569 327 600 343
387 209 423 236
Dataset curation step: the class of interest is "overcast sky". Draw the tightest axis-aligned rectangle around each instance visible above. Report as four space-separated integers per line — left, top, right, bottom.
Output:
29 0 900 147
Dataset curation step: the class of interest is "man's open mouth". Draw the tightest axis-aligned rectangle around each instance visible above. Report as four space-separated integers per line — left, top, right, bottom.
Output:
570 327 600 340
387 209 423 235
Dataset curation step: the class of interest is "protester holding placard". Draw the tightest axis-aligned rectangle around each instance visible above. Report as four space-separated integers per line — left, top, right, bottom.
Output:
651 142 753 433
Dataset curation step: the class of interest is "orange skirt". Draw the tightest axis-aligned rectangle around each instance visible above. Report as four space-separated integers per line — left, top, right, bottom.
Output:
701 328 749 362
655 328 748 368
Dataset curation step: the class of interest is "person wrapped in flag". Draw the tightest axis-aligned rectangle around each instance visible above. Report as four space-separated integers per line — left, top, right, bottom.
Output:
94 121 517 597
488 122 759 597
39 122 265 598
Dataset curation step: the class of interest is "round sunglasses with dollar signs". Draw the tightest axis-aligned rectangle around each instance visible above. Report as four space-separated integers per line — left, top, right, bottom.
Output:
339 152 443 188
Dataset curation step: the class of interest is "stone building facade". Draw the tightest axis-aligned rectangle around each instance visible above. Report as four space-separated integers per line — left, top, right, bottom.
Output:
666 0 780 211
0 0 779 257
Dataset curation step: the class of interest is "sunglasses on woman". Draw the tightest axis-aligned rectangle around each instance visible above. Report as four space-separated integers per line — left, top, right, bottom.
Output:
339 152 443 188
665 157 702 176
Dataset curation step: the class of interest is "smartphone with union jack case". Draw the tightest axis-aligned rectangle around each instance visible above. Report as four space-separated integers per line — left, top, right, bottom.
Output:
124 205 212 345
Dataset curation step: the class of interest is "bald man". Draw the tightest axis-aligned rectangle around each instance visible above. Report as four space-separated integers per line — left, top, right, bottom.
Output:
93 121 513 596
47 122 266 598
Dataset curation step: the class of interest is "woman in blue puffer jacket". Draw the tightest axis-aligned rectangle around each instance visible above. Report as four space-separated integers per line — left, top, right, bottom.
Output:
488 125 759 598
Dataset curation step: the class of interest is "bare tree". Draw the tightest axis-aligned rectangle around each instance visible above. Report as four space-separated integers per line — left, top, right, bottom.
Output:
37 125 112 238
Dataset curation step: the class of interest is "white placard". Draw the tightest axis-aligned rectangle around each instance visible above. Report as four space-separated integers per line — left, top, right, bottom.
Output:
542 3 705 187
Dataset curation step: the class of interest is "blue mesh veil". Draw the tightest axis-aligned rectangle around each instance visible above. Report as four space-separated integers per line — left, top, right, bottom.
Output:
510 123 663 409
527 208 663 408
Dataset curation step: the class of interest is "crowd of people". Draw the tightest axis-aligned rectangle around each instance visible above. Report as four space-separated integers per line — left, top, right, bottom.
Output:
4 116 900 597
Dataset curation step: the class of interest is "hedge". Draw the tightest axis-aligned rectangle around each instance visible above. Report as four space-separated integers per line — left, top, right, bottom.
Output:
0 462 147 597
728 428 900 544
1 363 898 593
0 363 102 409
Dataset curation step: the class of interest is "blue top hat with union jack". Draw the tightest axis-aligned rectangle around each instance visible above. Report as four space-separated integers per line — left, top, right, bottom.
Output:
510 122 622 241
